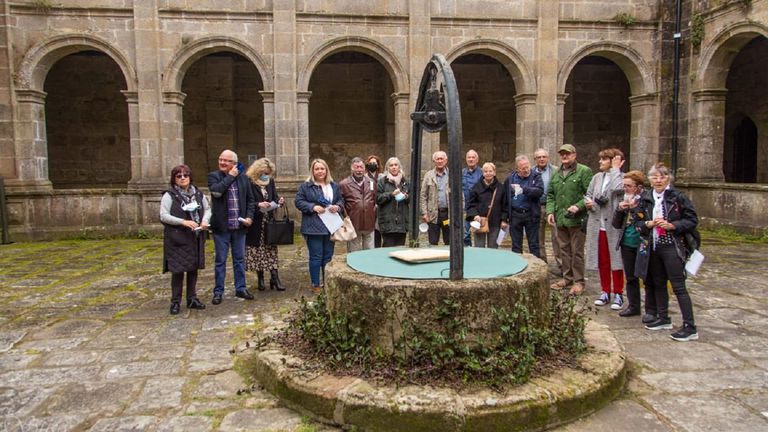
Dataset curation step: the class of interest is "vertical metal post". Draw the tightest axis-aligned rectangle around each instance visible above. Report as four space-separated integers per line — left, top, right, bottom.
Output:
671 0 682 175
0 177 10 244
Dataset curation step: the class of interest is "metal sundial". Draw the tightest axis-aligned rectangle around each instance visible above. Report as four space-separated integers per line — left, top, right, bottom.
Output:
408 54 464 280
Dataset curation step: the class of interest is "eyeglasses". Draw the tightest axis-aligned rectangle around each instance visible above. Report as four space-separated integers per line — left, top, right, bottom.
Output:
175 174 190 179
218 158 234 163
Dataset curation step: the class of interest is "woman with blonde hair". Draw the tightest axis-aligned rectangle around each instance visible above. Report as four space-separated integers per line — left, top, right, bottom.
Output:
295 158 344 292
377 157 410 247
245 158 286 291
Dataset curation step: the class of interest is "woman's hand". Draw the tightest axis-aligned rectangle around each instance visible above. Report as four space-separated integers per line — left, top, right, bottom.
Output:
584 197 594 210
200 222 209 230
501 221 508 230
612 155 625 170
392 188 400 196
313 205 325 214
617 201 630 210
658 219 675 230
182 220 199 230
328 205 339 214
258 201 271 209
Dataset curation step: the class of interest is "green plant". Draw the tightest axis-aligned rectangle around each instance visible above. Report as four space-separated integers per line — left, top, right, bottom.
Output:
739 0 753 8
32 0 54 13
614 12 636 27
691 13 705 48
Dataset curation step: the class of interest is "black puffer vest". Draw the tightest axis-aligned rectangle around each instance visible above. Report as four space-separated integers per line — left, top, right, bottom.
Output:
162 188 206 273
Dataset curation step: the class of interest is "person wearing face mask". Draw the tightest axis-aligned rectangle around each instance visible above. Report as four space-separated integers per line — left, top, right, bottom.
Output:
245 158 286 291
160 165 211 315
340 157 377 251
365 155 384 247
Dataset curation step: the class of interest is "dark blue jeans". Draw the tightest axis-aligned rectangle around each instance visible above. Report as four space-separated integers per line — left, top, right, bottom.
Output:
213 229 247 295
305 234 334 286
510 210 540 257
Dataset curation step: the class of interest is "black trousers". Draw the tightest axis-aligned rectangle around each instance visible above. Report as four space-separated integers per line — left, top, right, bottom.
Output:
382 232 407 247
171 270 198 304
620 245 641 312
647 244 695 327
428 208 450 245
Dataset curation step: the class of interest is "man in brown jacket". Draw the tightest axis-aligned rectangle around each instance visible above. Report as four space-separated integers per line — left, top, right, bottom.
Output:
340 157 377 251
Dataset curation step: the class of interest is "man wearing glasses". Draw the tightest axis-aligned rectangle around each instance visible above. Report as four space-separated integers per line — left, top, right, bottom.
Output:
208 150 257 304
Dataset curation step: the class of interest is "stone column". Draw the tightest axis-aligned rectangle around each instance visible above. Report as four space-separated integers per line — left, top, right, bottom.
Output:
514 93 538 157
556 93 569 147
537 0 559 154
296 91 311 175
273 0 299 178
628 93 660 172
259 91 276 167
391 92 411 171
11 89 50 191
0 1 16 181
160 91 186 171
129 0 165 191
687 88 727 181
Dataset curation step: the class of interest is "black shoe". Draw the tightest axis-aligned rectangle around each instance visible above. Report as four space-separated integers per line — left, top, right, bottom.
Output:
235 289 254 300
270 269 285 291
187 298 206 310
644 317 672 331
257 271 266 291
212 294 223 305
619 307 640 317
642 313 657 324
170 302 180 315
670 324 699 342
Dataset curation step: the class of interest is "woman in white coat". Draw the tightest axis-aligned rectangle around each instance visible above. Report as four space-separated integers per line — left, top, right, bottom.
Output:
585 148 626 310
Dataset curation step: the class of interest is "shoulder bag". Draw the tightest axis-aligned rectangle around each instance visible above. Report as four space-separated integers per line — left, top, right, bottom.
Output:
477 188 497 233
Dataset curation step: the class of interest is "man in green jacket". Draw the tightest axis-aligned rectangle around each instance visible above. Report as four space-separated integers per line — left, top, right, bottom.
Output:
546 144 593 295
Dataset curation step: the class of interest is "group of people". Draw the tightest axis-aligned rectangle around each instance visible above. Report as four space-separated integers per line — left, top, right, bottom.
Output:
160 146 701 342
160 150 286 315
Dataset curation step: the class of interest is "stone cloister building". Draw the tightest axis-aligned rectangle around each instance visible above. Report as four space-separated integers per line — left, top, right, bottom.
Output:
0 0 766 240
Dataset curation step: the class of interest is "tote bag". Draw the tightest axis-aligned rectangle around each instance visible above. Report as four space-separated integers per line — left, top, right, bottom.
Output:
265 207 294 245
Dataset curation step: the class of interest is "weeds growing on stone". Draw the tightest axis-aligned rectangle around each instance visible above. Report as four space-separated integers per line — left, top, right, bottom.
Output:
272 291 590 389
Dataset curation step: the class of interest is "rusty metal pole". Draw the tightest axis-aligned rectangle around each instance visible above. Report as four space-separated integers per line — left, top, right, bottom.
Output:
409 54 464 279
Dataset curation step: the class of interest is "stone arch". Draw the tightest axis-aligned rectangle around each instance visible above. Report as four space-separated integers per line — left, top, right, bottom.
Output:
162 36 273 93
16 34 137 91
697 21 768 90
297 36 408 93
445 39 536 94
558 42 656 96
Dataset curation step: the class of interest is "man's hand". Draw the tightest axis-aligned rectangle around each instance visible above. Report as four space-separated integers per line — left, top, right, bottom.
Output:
547 214 555 226
567 205 579 214
228 166 239 177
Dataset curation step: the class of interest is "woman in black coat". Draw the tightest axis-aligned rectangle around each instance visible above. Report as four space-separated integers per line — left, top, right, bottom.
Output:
466 162 505 248
377 157 410 247
160 165 211 315
635 163 699 342
245 158 286 291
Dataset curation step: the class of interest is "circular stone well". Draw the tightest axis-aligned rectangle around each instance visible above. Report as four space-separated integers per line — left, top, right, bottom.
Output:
326 249 548 355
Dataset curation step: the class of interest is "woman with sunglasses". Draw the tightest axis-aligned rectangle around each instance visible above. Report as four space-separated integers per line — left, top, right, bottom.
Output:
160 165 211 315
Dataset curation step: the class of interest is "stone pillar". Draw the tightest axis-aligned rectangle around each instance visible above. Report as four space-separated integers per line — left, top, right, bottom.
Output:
160 91 186 172
260 91 276 168
514 93 538 157
0 1 16 181
628 93 660 172
129 0 165 191
409 0 432 172
392 92 411 171
296 91 311 176
687 88 727 181
273 0 299 178
556 93 569 147
10 89 50 191
537 0 559 155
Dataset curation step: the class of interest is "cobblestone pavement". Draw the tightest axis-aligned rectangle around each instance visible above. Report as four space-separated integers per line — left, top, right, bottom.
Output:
0 235 766 431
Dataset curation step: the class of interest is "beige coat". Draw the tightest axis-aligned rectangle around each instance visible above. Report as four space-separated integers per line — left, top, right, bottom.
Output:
420 168 449 223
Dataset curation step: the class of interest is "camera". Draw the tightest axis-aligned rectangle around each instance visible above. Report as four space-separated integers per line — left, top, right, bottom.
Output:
593 196 608 207
564 211 578 219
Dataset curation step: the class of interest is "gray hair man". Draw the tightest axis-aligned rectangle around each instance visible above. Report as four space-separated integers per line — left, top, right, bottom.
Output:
339 157 377 251
421 150 450 245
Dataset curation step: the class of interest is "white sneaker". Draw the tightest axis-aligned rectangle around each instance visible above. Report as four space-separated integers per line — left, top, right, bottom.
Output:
610 294 624 310
594 292 610 306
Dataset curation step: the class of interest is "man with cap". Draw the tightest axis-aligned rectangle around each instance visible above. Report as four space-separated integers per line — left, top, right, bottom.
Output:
545 144 593 295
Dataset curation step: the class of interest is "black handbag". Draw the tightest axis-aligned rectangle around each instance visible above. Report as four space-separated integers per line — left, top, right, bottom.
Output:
265 206 294 245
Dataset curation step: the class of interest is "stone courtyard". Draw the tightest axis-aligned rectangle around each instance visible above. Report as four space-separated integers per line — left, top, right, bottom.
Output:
0 234 766 431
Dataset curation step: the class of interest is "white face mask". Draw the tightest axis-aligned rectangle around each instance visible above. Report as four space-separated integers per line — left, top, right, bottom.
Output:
181 201 200 212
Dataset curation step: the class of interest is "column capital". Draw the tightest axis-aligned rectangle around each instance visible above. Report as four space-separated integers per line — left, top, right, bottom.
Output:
391 92 410 105
296 91 312 103
692 88 728 102
15 89 47 104
121 90 139 104
628 92 659 107
259 90 275 103
162 91 187 106
556 93 569 105
513 93 537 106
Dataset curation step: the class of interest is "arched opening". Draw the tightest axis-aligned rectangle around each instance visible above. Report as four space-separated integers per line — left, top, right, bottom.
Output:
443 53 517 174
181 52 264 177
723 36 768 183
308 51 394 177
563 56 631 170
44 51 130 188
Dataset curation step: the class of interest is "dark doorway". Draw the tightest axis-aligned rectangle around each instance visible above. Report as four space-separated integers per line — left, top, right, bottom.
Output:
724 115 757 183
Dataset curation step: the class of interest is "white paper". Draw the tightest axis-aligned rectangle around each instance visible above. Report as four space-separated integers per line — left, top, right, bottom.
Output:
319 211 344 233
496 226 509 246
260 201 280 213
685 249 705 276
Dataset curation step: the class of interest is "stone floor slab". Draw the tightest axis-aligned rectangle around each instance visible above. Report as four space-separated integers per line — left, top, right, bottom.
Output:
88 415 158 432
645 394 768 432
43 381 142 417
26 318 106 340
560 399 672 432
624 339 747 370
218 408 302 432
126 376 186 414
193 370 246 399
0 387 56 417
0 365 102 388
103 359 182 380
640 368 768 393
156 415 213 432
0 350 40 370
0 330 25 352
1 414 82 432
